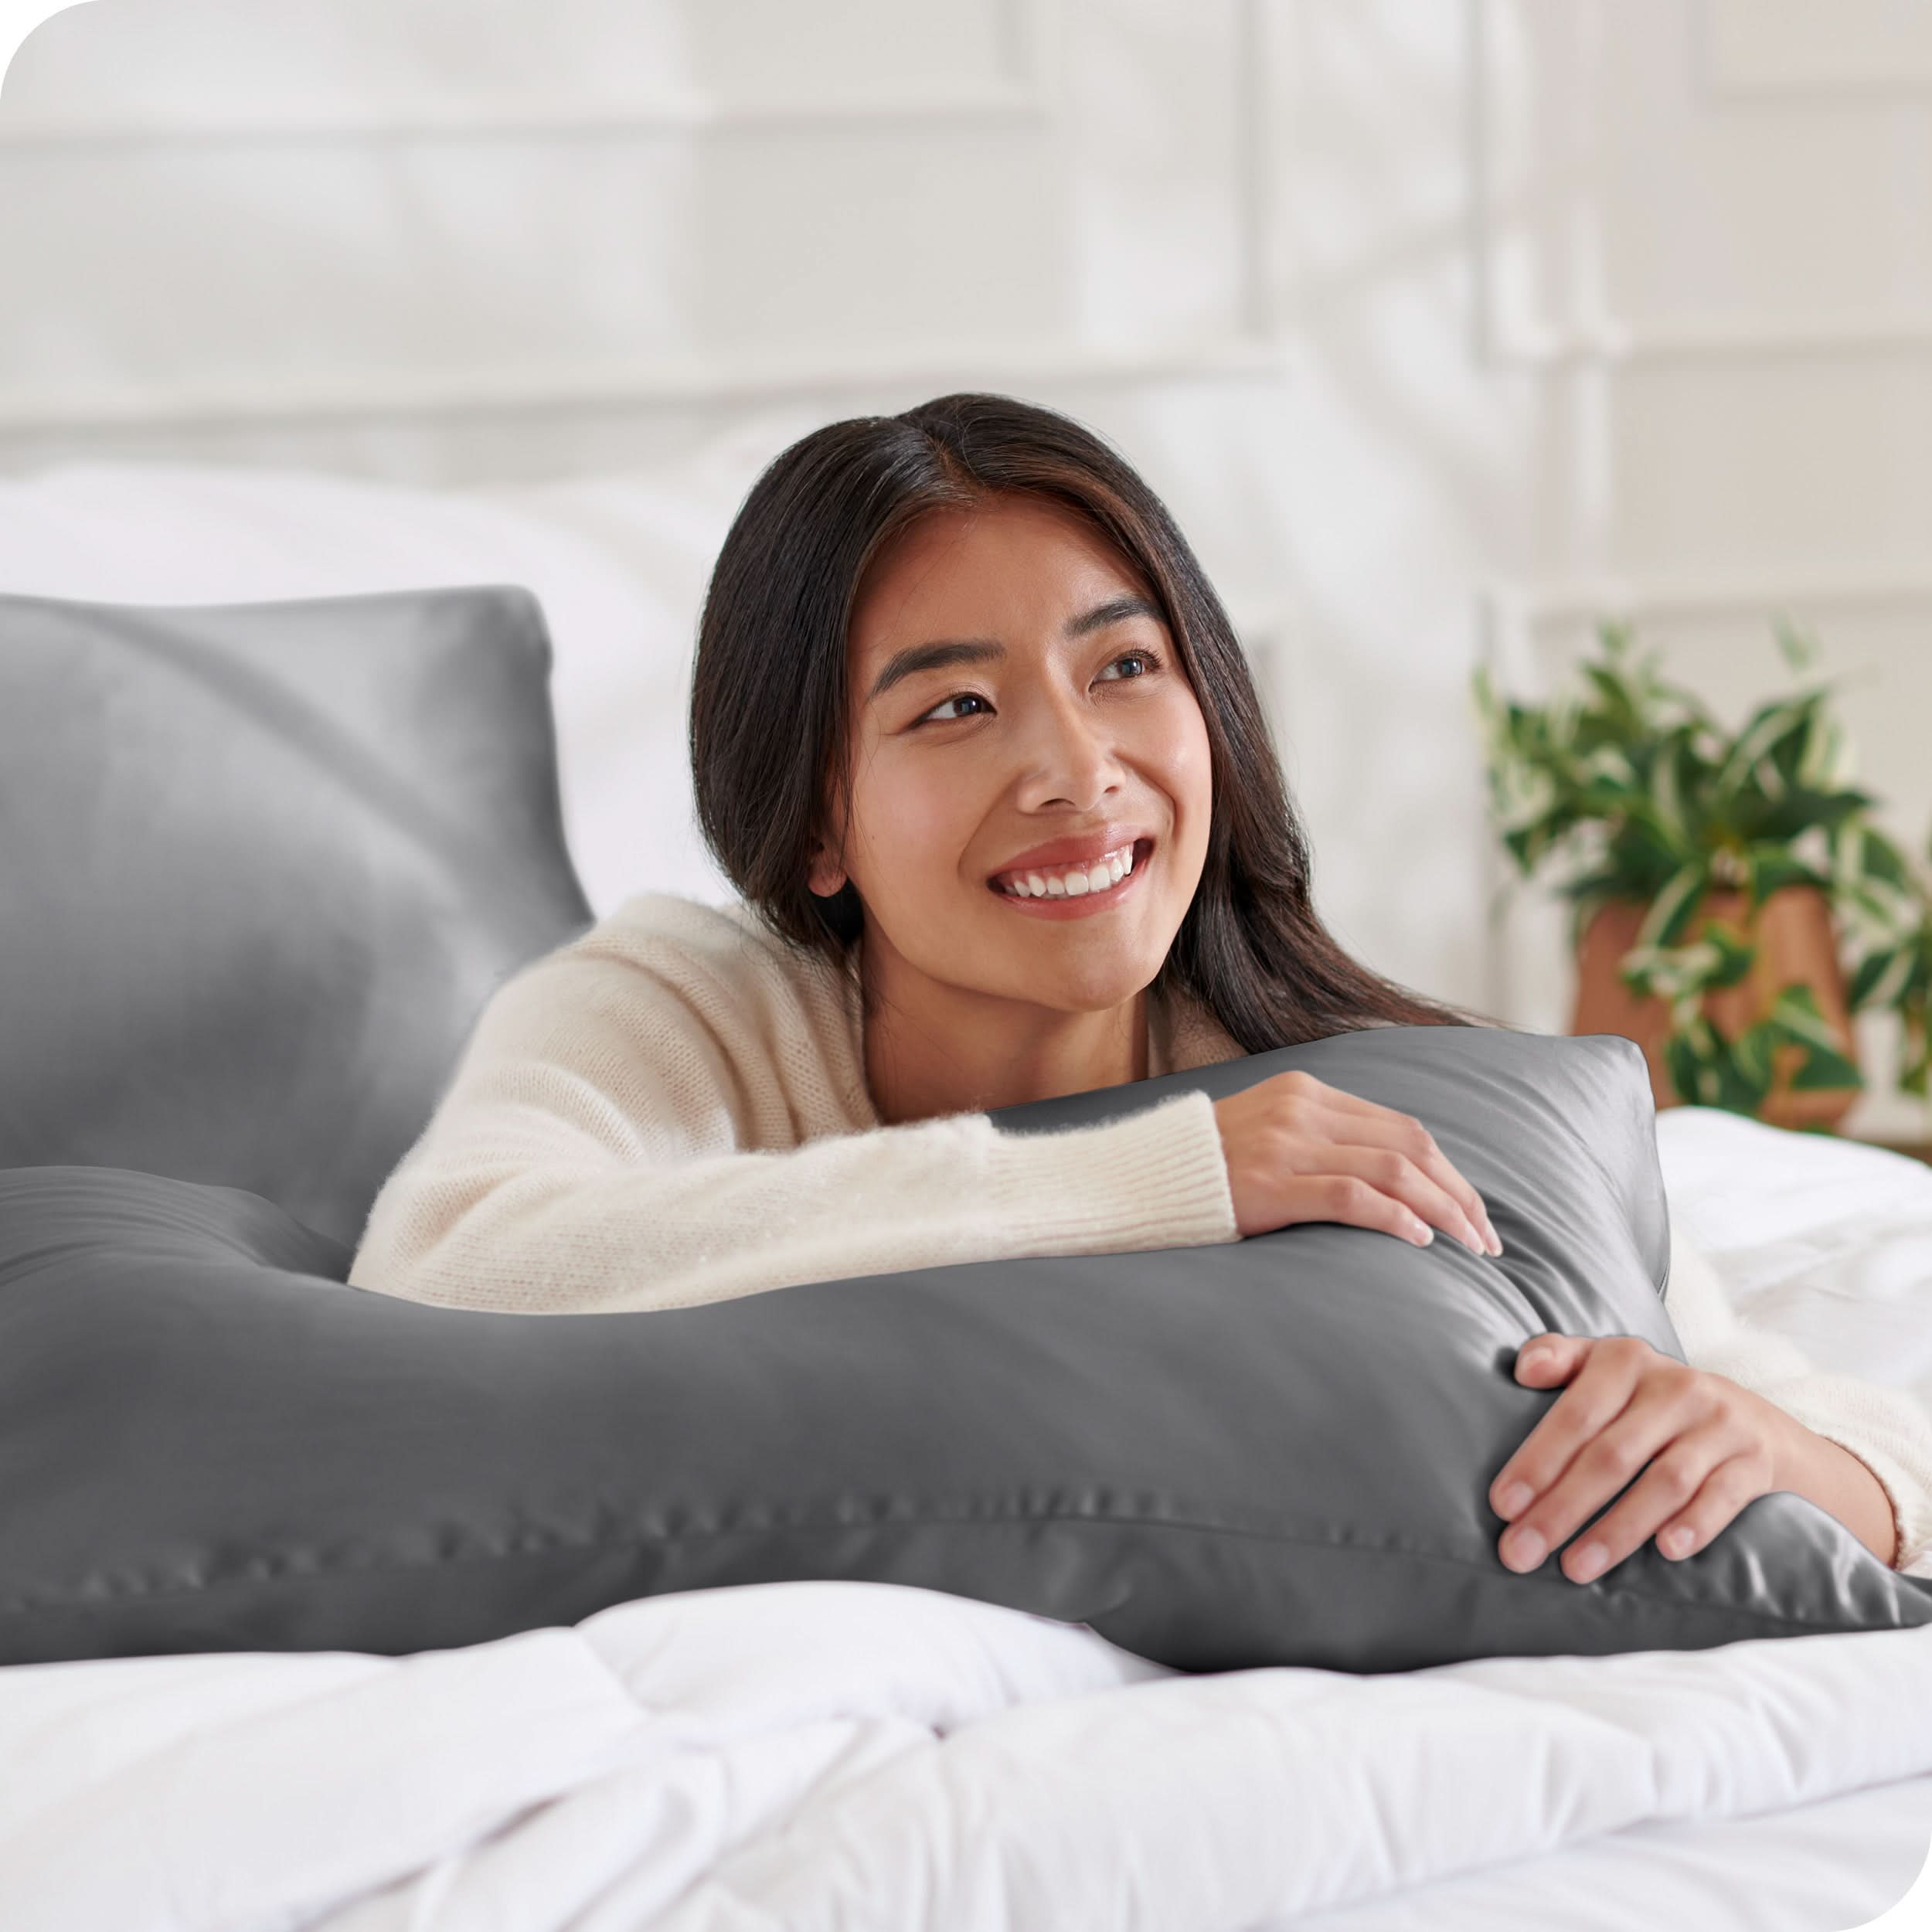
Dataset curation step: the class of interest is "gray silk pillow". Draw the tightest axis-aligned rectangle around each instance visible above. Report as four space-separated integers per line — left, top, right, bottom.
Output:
0 586 594 1247
2 1025 1926 1670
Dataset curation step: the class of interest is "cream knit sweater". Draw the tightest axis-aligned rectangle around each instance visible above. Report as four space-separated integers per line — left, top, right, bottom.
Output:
349 890 1932 1576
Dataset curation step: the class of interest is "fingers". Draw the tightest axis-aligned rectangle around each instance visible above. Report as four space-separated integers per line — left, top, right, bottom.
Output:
1287 1172 1439 1249
1491 1338 1737 1580
1550 1432 1774 1581
1286 1077 1501 1257
1490 1336 1658 1569
1313 1144 1494 1257
1505 1332 1589 1395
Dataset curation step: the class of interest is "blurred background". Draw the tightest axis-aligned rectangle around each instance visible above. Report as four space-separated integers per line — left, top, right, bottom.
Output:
5 0 1932 1141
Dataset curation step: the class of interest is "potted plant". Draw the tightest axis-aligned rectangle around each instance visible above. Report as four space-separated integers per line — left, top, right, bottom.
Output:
1471 620 1932 1131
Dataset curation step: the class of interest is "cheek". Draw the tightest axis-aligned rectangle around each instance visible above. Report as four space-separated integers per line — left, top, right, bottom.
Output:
1140 695 1214 815
850 755 980 889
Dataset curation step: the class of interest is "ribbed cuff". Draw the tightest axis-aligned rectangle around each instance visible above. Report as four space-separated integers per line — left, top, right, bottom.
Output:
976 1087 1240 1254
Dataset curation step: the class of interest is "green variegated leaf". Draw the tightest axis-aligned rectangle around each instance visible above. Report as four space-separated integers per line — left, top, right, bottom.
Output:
1857 825 1913 889
1852 876 1920 934
1743 843 1825 908
1713 699 1807 800
1619 938 1726 1001
1634 861 1709 952
1797 709 1855 791
1577 742 1638 787
1648 734 1686 838
1785 1045 1863 1092
1563 866 1637 906
1849 945 1917 1012
1488 758 1560 836
1664 1027 1708 1106
1731 1021 1776 1092
1766 983 1842 1053
1701 920 1758 989
1668 985 1709 1033
1830 819 1866 883
1901 1008 1931 1096
1773 617 1819 675
1580 659 1633 714
1847 944 1903 1009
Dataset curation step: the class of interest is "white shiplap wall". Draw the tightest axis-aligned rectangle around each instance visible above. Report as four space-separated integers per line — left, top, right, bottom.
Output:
4 0 1930 1137
1468 0 1932 1138
0 1 1281 461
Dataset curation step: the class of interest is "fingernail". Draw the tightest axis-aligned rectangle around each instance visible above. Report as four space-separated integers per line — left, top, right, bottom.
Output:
1484 1219 1504 1256
1503 1526 1545 1570
1496 1481 1532 1519
1461 1226 1486 1256
1662 1526 1694 1558
1568 1542 1607 1583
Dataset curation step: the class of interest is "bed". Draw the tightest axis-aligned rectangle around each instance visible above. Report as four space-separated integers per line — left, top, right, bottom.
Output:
2 457 1928 1930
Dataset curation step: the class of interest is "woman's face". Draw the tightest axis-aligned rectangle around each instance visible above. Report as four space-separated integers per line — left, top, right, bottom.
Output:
812 495 1214 1019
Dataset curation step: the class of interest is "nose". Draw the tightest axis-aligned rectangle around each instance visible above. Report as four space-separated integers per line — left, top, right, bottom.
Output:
1009 686 1129 809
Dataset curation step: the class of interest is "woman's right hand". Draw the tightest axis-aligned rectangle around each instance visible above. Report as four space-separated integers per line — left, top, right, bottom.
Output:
1210 1069 1502 1256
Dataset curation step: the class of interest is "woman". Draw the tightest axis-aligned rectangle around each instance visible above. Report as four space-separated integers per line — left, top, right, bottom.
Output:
349 391 1932 1585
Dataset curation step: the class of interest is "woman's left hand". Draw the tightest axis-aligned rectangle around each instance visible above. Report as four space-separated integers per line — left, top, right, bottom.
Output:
1488 1332 1797 1584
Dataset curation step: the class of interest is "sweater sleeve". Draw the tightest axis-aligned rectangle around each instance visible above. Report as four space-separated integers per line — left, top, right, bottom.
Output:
346 938 1241 1317
1665 1215 1932 1577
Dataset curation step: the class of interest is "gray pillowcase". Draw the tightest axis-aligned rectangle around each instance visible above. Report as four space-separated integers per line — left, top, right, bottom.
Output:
0 586 594 1247
2 1024 1925 1670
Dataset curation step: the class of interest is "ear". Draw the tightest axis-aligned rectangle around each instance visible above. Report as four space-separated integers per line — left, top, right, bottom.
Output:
806 840 847 899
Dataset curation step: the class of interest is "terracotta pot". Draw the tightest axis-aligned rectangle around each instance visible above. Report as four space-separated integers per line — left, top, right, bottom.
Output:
1570 883 1860 1130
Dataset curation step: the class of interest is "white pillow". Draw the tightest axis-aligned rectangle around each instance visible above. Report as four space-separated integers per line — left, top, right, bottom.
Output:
0 412 831 916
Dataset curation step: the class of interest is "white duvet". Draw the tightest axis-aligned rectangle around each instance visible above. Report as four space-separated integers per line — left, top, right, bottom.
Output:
5 1124 1932 1931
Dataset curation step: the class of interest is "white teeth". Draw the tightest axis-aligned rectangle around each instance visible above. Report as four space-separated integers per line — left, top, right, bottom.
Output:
996 842 1138 898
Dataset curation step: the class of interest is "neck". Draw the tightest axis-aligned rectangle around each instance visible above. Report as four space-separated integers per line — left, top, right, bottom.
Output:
857 934 1152 1128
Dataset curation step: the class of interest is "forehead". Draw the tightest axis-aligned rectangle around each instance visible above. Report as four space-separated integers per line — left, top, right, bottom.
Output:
850 498 1151 651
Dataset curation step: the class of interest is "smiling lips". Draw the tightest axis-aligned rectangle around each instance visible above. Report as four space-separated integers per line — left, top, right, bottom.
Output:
993 840 1135 899
989 838 1152 915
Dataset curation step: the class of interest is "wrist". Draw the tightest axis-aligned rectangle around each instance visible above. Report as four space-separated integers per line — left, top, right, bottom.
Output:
1768 1401 1900 1569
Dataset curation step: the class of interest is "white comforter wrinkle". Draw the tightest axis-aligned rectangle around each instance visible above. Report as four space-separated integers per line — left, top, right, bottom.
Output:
318 1716 937 1932
573 1581 1172 1740
639 1668 1612 1930
5 1628 653 1932
0 1650 384 1842
1430 1628 1932 1815
639 1626 1932 1932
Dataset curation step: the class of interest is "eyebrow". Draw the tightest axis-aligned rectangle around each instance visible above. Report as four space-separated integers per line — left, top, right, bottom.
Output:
864 593 1165 705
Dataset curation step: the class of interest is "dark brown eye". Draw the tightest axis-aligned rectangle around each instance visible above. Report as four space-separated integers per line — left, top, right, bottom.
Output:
913 691 992 728
913 648 1163 729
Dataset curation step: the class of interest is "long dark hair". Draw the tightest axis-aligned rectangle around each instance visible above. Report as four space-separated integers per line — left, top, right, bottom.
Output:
689 390 1513 1052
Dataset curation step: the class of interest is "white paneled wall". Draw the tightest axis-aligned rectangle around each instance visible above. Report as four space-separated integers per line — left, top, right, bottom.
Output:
4 0 1930 1136
1466 0 1932 1138
0 0 1277 453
